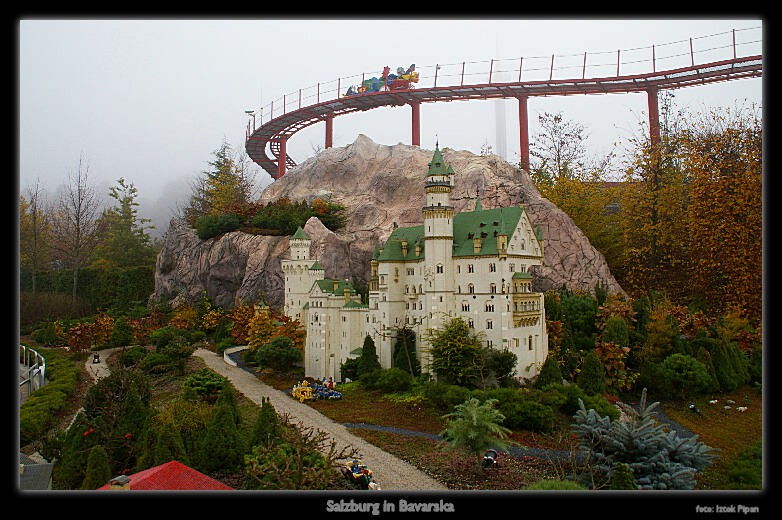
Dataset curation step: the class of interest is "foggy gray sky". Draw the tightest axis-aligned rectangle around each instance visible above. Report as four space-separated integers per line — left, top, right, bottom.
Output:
18 18 763 236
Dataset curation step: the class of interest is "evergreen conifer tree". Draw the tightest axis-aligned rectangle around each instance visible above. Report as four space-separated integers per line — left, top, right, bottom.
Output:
572 387 716 490
113 382 150 473
535 354 562 388
215 382 241 426
608 461 636 489
577 350 606 395
81 444 112 490
250 397 281 448
52 413 96 489
150 421 190 467
358 335 381 376
392 327 420 377
195 402 245 473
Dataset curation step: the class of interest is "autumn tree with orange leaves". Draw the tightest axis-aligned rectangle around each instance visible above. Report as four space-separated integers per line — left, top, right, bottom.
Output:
681 107 762 325
618 94 761 327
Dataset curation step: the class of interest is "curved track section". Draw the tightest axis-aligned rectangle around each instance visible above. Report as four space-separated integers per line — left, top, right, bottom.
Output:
246 48 761 179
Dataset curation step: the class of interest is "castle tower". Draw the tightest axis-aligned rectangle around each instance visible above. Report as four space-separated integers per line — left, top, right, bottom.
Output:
369 243 380 292
422 143 454 335
289 226 310 260
281 226 322 321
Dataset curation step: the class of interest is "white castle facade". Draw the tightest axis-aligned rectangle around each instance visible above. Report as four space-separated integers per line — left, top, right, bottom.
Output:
281 144 548 383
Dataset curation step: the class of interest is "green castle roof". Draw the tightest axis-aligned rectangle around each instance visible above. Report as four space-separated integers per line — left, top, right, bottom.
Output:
291 226 309 240
309 260 324 271
315 278 356 296
378 206 526 261
343 300 368 309
426 144 452 177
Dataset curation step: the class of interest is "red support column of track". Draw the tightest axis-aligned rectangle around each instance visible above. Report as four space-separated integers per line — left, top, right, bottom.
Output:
517 95 530 171
325 116 333 149
410 101 421 146
277 138 287 179
647 86 660 151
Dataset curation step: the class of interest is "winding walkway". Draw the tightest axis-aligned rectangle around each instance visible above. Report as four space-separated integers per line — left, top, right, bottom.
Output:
194 348 448 491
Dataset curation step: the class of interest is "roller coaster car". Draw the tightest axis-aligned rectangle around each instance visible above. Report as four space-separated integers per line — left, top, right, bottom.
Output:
340 459 380 490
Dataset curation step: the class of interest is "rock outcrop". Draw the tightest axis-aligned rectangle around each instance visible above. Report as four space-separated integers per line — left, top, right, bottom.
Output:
150 135 624 310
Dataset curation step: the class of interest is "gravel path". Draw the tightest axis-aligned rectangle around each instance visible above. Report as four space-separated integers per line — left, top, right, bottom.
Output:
194 348 448 491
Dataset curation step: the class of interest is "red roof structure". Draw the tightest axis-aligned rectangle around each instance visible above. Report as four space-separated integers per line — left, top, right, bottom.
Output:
97 460 233 491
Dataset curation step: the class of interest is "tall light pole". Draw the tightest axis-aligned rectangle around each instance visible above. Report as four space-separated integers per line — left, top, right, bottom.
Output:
244 110 256 131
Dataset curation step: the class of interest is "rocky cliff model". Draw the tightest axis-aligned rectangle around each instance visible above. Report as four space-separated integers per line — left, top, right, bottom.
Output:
150 135 624 310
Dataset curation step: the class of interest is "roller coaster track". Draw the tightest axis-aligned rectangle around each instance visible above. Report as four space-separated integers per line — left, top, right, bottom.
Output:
245 27 762 179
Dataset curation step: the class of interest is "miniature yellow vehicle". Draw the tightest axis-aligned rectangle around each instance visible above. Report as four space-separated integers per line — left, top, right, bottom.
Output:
291 380 313 403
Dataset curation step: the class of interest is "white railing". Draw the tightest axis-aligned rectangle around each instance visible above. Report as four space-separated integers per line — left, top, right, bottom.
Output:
244 26 762 137
20 345 47 399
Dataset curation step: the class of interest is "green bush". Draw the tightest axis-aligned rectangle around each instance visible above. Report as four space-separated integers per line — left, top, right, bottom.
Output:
608 461 637 489
138 352 176 374
117 345 149 367
30 321 65 346
374 367 413 393
340 357 360 382
189 330 207 343
725 439 762 489
195 213 243 240
707 340 751 393
526 479 586 490
182 368 229 403
423 382 473 412
216 337 235 354
109 316 134 347
659 353 717 400
476 387 554 432
358 368 383 389
254 336 302 374
534 354 562 388
150 326 190 350
484 348 518 387
539 383 618 420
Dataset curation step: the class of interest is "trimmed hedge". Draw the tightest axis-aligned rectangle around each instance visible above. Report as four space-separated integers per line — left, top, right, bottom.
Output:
19 348 82 446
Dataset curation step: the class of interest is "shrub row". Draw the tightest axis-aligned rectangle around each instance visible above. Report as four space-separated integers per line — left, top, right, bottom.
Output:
19 348 82 446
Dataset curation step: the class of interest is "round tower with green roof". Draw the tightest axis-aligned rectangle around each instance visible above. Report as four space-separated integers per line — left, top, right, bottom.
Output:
422 142 455 324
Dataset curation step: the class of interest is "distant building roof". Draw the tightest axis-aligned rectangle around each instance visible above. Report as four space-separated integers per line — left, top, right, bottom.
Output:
96 460 233 491
18 453 53 491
